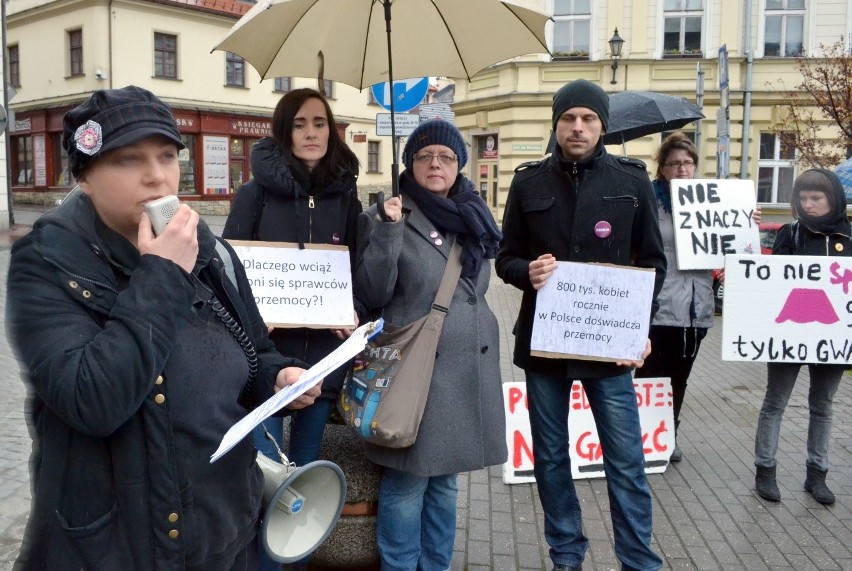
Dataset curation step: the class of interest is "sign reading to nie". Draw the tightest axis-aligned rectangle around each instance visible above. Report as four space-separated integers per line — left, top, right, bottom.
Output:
531 263 655 362
371 77 429 113
670 178 759 270
502 380 675 483
226 240 355 329
376 113 421 136
722 254 852 365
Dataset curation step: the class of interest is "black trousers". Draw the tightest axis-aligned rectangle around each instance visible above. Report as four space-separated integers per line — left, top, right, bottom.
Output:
634 325 708 429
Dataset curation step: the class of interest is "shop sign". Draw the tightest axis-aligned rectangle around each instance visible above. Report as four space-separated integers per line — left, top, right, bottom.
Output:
14 118 32 133
175 117 196 129
33 134 47 187
231 119 272 137
511 143 542 153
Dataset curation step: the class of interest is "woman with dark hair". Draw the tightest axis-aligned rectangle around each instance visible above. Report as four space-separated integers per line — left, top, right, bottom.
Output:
753 168 851 505
634 132 760 463
223 88 362 570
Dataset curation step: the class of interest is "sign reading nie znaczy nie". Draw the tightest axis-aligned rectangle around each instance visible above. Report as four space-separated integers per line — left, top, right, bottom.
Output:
722 254 852 365
530 262 655 362
670 178 760 270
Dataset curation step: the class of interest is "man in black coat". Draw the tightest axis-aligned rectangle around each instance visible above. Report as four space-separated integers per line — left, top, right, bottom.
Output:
496 79 666 571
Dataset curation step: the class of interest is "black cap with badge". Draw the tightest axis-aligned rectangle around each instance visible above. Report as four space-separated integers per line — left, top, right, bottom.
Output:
63 85 185 178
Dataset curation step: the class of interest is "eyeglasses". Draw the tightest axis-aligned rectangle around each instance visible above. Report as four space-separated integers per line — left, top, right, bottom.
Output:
413 153 458 166
664 160 696 169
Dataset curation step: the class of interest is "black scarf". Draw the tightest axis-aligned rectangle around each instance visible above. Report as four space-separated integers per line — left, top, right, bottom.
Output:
400 170 502 279
793 169 851 237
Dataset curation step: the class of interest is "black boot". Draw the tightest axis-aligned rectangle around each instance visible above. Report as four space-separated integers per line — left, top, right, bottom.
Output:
804 466 835 505
755 466 780 501
669 419 682 462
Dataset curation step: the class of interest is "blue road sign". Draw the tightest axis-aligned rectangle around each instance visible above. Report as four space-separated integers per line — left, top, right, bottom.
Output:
371 77 429 113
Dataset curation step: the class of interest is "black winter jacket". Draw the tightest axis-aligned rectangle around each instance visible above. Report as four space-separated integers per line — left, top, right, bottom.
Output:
496 145 667 379
223 137 363 398
6 193 302 570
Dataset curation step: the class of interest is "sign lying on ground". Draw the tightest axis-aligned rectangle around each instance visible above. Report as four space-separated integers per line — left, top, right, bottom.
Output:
670 178 759 270
722 254 852 365
227 240 355 329
502 379 675 483
531 262 655 362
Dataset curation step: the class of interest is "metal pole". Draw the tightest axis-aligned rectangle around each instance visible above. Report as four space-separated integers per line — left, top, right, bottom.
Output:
383 0 400 197
740 0 753 179
696 62 704 161
2 0 14 227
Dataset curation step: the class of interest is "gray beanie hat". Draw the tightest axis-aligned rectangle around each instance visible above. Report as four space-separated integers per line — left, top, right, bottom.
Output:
551 79 609 132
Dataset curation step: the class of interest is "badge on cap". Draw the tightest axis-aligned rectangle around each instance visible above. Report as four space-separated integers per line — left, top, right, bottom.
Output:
74 120 103 155
594 220 612 239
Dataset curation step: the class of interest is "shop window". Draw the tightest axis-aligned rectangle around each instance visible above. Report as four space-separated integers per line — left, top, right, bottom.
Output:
154 33 178 79
367 141 380 173
764 0 805 57
69 29 83 77
663 0 703 57
323 80 334 99
51 133 74 187
274 77 291 93
757 132 797 204
552 0 590 59
8 44 20 87
179 134 196 195
13 136 33 186
229 137 262 192
226 52 245 87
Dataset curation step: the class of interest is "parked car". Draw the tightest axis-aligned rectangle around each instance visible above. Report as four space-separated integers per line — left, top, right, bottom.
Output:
712 222 784 314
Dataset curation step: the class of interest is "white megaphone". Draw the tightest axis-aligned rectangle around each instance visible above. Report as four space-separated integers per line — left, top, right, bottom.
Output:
256 453 346 563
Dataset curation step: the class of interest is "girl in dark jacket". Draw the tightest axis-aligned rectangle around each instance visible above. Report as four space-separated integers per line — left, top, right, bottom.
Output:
222 89 361 568
754 168 852 505
6 86 318 571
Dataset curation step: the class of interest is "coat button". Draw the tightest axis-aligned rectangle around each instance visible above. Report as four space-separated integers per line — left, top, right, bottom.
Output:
154 394 166 405
82 290 92 299
168 529 179 539
68 280 79 289
573 245 580 253
467 296 476 304
481 346 488 354
155 375 164 385
168 512 179 523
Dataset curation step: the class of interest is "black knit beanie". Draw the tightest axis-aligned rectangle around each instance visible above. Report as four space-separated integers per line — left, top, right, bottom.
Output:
402 119 468 170
552 79 609 132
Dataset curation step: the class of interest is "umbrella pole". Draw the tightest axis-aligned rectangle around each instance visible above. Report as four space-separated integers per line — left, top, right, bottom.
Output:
383 0 400 197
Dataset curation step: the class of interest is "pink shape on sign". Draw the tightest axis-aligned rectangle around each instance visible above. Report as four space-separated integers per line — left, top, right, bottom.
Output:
775 288 839 324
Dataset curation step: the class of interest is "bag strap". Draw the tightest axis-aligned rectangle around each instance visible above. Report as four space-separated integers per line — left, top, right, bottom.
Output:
430 240 464 314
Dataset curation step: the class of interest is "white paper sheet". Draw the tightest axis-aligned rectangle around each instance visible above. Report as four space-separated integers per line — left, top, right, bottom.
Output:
210 318 383 462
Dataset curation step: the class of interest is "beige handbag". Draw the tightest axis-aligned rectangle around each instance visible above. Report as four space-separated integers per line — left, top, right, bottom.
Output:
339 241 463 448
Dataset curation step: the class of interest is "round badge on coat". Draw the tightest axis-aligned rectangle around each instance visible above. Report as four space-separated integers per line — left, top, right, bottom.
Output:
594 221 612 239
835 243 844 252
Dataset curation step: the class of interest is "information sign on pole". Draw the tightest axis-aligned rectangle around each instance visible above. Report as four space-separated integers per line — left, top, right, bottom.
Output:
376 113 421 136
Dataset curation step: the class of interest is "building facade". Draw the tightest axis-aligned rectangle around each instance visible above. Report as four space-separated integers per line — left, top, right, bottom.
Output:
452 0 852 221
6 0 398 213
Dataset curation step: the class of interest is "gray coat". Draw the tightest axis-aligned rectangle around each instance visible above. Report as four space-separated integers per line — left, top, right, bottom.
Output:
354 192 507 477
651 208 715 329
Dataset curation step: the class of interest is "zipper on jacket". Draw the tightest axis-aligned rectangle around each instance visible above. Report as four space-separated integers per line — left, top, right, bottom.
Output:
308 195 314 242
44 256 119 294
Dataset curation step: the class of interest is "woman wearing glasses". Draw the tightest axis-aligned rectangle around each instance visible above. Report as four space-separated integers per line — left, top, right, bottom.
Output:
353 120 506 570
634 132 715 463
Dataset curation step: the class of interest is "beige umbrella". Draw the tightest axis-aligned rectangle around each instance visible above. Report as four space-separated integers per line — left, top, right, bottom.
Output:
213 0 550 198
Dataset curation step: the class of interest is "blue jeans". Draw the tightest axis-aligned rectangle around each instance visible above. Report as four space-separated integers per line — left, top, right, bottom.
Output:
755 363 844 472
376 468 457 571
526 371 663 571
254 398 334 571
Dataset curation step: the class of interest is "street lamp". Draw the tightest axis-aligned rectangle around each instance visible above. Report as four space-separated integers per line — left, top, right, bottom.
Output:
608 28 625 85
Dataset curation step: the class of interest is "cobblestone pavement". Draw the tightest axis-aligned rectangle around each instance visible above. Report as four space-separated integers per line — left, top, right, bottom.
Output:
0 209 849 570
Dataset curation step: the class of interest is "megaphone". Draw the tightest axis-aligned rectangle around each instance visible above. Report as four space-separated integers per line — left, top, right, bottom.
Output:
256 453 347 563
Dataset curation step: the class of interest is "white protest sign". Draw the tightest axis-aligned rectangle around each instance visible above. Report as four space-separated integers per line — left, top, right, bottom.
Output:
670 178 760 270
211 319 383 463
722 254 852 364
502 379 674 483
531 263 655 362
227 240 355 329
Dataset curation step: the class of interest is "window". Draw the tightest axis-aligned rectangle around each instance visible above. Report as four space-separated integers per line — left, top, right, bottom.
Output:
764 0 805 57
274 76 291 92
663 0 703 56
8 45 20 87
13 136 33 186
154 33 178 79
52 133 74 187
69 29 83 76
226 52 245 86
757 132 797 204
552 0 590 58
323 79 334 98
178 134 196 195
367 141 380 173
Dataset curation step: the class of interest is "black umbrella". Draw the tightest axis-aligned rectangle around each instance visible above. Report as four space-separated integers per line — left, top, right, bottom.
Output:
601 91 704 146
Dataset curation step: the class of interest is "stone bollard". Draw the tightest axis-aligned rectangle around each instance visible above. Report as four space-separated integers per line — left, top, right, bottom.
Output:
311 422 382 569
